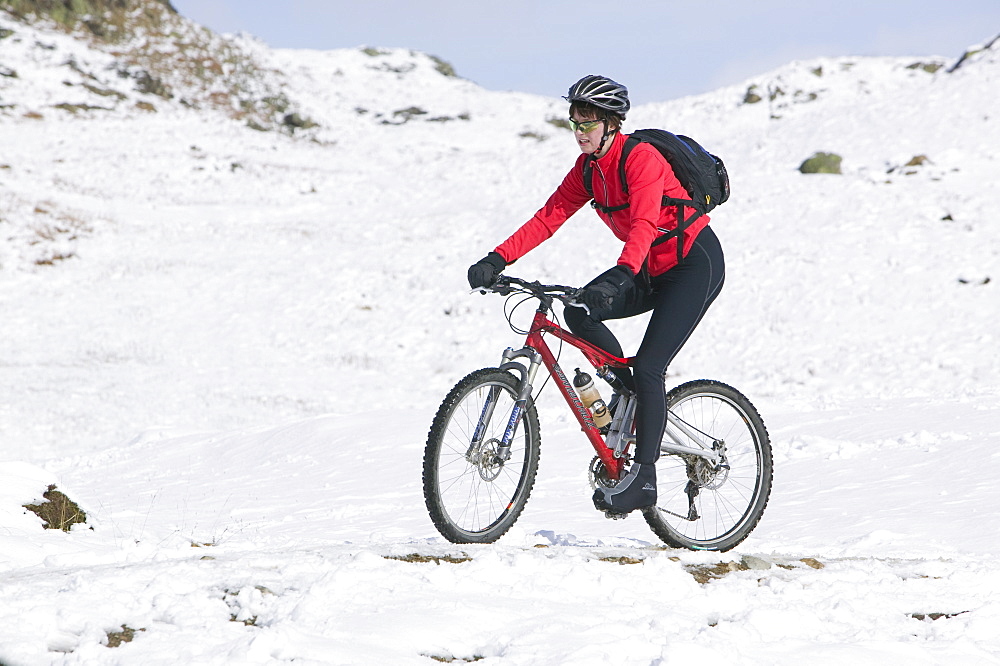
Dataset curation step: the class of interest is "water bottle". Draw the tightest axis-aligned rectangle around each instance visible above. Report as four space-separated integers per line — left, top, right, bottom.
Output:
573 368 611 428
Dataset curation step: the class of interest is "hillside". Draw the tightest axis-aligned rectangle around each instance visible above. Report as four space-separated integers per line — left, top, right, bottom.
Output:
2 5 1000 663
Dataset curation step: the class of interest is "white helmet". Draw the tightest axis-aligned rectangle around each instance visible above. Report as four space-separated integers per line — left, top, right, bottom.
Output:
564 75 630 117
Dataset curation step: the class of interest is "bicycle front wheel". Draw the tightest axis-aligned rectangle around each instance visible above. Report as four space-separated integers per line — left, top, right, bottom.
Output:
643 379 772 551
423 368 541 543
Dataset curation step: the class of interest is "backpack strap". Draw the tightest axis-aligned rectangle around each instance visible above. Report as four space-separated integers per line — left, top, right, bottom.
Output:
617 136 641 196
649 203 704 264
592 200 631 214
585 136 641 214
583 153 633 215
582 154 594 198
587 136 707 264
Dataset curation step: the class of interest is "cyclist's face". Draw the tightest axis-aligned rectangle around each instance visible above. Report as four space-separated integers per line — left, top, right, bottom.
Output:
570 114 605 155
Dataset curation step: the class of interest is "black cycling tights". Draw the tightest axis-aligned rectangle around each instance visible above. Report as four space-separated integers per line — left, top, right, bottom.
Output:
564 226 725 465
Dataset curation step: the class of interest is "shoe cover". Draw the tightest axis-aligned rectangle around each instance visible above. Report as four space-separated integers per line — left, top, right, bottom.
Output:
593 462 656 513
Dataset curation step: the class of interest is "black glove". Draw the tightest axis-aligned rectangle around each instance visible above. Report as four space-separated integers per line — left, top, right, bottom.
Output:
582 265 634 313
467 251 507 289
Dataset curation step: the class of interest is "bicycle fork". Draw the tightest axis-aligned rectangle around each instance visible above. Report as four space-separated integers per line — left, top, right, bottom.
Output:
464 347 542 467
489 346 542 461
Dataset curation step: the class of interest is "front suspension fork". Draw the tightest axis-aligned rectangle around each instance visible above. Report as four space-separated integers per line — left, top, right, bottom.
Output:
467 347 542 464
494 347 542 461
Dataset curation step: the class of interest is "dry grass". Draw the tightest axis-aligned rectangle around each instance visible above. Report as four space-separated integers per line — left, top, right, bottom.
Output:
687 556 826 583
383 553 472 565
425 656 484 663
22 484 88 531
598 555 644 565
909 611 968 622
685 560 745 584
106 624 144 647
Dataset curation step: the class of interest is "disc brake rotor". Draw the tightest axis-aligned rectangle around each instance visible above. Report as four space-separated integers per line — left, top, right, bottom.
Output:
476 439 504 481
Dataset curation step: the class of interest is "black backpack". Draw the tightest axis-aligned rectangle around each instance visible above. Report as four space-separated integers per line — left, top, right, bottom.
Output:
582 129 730 262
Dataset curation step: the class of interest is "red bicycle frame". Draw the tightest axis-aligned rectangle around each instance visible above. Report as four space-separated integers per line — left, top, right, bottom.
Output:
509 306 634 481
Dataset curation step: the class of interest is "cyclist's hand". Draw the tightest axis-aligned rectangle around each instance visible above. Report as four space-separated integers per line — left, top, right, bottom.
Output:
582 265 634 313
468 251 507 289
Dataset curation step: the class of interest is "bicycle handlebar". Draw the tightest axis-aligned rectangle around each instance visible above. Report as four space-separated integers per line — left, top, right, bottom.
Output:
476 275 591 314
481 275 579 300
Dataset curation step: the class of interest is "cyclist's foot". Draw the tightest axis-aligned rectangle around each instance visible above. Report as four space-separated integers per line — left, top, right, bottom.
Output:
592 463 657 514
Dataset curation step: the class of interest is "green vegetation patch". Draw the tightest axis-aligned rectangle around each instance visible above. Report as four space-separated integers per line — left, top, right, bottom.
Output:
546 116 571 130
907 61 943 74
3 0 316 132
428 54 457 77
2 0 176 41
799 152 842 174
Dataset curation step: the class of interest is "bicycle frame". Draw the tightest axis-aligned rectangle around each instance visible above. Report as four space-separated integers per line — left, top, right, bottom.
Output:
471 281 723 485
496 302 632 481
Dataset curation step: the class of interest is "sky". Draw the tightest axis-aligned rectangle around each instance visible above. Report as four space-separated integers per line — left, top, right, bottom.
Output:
168 0 1000 105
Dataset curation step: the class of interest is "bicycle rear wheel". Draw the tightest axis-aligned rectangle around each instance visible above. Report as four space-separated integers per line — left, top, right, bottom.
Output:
423 368 541 543
643 379 772 551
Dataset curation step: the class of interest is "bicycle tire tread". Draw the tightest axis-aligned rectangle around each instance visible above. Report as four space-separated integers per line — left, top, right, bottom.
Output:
643 379 772 552
422 368 541 543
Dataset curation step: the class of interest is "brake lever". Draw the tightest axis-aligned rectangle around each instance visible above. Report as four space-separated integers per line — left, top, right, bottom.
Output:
565 292 592 316
473 280 512 296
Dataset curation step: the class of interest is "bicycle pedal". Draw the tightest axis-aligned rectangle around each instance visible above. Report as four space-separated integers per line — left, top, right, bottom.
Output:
603 510 628 521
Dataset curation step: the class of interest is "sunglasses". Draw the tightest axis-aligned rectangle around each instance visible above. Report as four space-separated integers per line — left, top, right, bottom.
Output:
569 118 604 133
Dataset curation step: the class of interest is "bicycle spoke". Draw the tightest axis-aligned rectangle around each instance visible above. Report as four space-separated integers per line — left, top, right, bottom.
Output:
424 370 541 543
644 380 772 551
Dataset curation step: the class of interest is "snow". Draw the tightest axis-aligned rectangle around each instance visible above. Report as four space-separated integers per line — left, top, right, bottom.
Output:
2 10 1000 664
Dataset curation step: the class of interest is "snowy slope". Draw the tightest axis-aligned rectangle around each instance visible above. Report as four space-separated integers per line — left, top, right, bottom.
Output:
2 9 1000 663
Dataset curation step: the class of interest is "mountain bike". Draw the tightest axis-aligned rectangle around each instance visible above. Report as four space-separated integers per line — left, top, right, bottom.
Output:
422 275 772 551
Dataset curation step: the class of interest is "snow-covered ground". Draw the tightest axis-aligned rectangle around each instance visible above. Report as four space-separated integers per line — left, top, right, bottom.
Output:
2 10 999 664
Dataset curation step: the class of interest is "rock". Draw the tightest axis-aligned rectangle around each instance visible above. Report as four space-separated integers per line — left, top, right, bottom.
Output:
741 554 772 570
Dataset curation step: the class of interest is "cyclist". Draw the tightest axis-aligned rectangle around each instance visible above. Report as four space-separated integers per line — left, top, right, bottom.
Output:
468 74 725 514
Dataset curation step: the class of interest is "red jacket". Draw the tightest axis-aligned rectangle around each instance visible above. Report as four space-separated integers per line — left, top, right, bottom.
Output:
495 131 710 277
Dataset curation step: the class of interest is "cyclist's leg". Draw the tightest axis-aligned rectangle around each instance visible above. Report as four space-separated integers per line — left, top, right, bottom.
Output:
563 278 653 392
632 226 725 464
593 228 725 513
